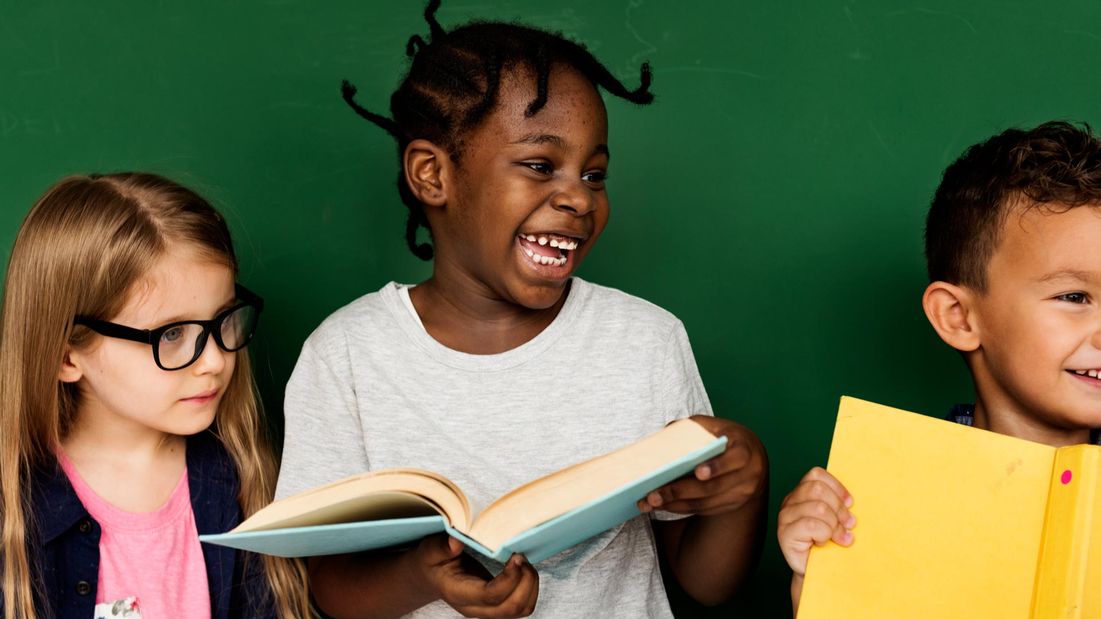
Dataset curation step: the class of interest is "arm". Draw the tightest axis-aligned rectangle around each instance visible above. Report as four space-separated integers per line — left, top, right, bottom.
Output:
309 537 538 619
643 417 769 605
775 467 854 614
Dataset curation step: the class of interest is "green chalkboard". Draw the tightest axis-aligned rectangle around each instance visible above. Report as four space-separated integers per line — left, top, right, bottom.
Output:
3 1 1100 615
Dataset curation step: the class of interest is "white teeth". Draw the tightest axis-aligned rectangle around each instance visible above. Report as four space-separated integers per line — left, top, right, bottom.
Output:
549 239 560 248
1091 370 1099 379
521 249 566 267
538 236 548 245
526 234 537 242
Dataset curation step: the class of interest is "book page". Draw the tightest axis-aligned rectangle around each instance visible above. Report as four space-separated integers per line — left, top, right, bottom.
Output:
233 468 472 532
466 419 718 552
799 397 1055 619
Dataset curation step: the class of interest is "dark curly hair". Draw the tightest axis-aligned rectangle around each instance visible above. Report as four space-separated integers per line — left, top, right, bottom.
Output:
925 121 1101 290
341 0 654 260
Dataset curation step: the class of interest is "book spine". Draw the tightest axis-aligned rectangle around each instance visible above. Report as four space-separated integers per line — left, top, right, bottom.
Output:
1030 445 1101 618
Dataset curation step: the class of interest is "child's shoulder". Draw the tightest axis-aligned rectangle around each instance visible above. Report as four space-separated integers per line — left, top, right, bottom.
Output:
572 278 685 336
301 281 406 348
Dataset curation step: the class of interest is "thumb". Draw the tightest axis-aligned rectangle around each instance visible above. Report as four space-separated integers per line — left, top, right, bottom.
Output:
446 536 465 557
418 534 465 564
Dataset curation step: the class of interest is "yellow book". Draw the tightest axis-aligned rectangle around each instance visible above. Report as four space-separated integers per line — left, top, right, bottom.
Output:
799 397 1101 619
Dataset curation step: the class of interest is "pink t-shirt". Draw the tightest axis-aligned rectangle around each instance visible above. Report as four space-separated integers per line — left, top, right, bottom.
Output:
58 451 211 619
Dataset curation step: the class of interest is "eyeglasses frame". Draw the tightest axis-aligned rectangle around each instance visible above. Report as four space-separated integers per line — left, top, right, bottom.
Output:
72 284 264 371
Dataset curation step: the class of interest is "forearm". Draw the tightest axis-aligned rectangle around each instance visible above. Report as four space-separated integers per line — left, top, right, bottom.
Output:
658 487 768 605
309 550 435 619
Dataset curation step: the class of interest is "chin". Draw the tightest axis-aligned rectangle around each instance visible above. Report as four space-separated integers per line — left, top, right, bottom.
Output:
513 280 570 310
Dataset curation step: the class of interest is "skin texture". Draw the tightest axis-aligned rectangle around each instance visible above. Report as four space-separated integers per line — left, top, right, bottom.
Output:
308 63 768 618
778 202 1101 613
59 248 237 513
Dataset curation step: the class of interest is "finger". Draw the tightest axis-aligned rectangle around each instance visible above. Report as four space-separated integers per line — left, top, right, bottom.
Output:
496 558 539 617
780 477 849 517
455 557 538 617
647 469 757 514
778 496 854 532
417 533 464 566
477 555 528 606
694 441 753 480
439 556 518 608
777 516 841 576
799 467 852 507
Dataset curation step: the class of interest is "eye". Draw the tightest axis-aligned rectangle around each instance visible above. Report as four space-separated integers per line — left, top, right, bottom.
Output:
1055 292 1090 304
521 161 553 175
582 170 607 185
161 326 187 343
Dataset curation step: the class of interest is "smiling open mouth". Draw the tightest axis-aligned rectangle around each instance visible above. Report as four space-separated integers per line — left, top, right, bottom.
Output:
517 233 580 267
1070 369 1101 379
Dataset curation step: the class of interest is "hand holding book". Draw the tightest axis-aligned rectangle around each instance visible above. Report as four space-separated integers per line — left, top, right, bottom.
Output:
408 535 539 618
638 416 768 517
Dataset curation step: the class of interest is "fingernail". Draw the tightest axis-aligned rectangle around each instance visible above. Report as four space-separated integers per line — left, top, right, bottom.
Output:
649 493 663 507
842 531 854 545
846 513 857 528
697 465 711 480
844 495 853 508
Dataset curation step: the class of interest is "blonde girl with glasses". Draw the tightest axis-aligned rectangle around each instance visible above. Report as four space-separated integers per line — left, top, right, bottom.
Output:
0 173 312 618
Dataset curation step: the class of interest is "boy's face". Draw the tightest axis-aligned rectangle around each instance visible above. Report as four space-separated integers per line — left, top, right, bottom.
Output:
968 203 1101 438
432 63 610 310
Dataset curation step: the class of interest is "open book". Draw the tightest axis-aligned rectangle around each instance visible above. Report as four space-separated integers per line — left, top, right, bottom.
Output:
200 418 725 563
798 397 1101 618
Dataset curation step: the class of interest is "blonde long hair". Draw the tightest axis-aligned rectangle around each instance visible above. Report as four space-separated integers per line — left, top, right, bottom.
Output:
0 173 312 618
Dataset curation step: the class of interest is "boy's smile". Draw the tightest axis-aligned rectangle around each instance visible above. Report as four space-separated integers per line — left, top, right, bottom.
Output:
966 203 1101 445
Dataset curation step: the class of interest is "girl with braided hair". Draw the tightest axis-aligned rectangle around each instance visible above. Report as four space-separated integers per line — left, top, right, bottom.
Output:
276 3 768 617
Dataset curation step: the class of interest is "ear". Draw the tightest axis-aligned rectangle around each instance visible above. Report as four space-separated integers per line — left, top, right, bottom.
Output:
922 281 981 352
58 348 84 383
402 139 450 208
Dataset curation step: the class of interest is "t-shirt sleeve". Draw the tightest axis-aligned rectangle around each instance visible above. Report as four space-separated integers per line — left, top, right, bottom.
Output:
275 327 370 500
650 320 713 522
656 320 713 425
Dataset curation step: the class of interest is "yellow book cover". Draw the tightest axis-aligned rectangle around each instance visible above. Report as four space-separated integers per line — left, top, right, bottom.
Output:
798 397 1101 619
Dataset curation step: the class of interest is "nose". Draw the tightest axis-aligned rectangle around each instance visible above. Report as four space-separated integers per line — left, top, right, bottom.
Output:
551 177 596 216
191 332 228 375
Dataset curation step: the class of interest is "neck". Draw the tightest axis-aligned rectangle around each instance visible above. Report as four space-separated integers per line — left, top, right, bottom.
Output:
63 403 183 467
409 272 569 355
971 398 1091 448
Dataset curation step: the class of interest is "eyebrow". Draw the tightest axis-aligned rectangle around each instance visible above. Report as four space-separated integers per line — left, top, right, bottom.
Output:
149 296 238 326
511 133 610 159
1037 269 1099 284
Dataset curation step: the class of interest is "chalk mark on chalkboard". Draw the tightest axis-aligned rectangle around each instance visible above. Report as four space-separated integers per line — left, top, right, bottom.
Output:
868 122 895 159
885 7 977 34
624 0 657 69
653 66 766 81
1065 29 1101 43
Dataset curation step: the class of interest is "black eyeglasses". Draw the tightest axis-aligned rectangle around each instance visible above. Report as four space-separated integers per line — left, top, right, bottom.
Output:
73 284 264 371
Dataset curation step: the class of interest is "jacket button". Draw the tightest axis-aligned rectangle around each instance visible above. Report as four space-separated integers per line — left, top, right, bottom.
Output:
78 519 92 534
75 581 91 595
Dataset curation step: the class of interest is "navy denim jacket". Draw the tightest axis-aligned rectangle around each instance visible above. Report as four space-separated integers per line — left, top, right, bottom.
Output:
21 431 275 618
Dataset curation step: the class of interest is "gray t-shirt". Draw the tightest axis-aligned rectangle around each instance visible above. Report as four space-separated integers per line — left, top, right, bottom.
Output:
276 278 713 618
